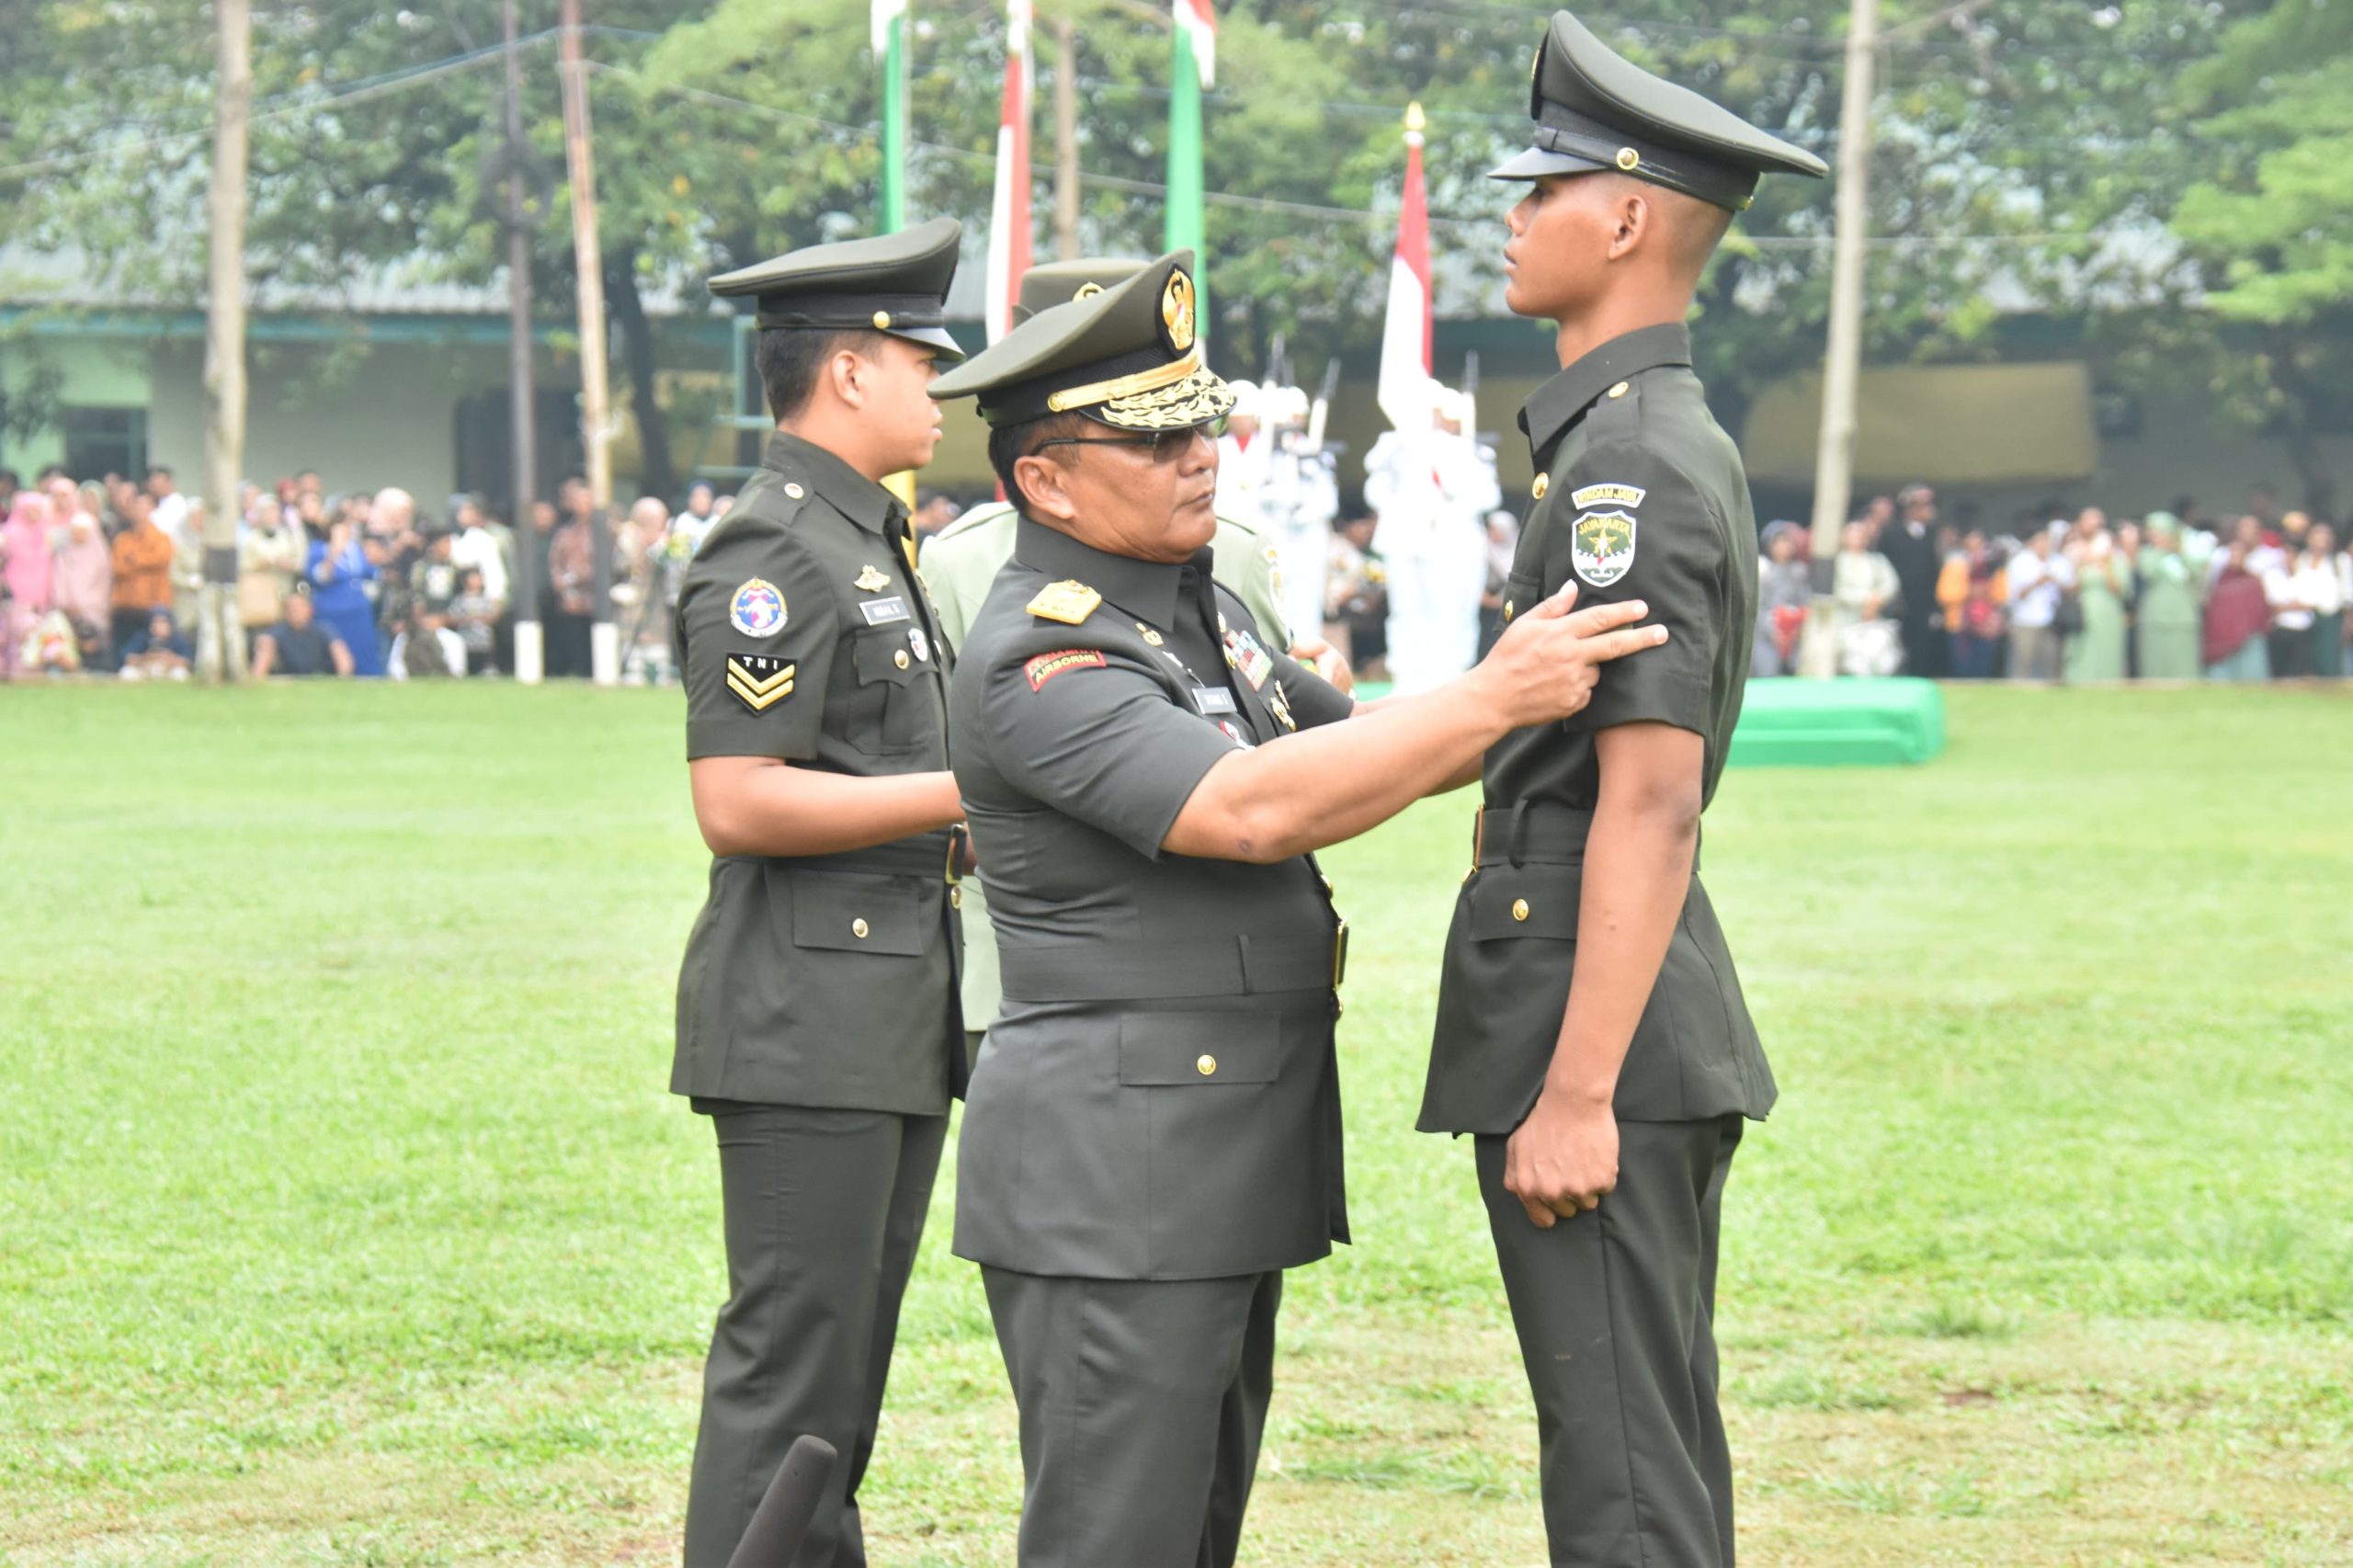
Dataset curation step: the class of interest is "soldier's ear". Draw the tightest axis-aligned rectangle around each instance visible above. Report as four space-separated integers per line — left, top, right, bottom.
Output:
827 346 873 411
1607 187 1649 262
1013 453 1080 524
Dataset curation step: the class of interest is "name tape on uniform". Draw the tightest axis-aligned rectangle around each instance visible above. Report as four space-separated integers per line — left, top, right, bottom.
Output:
1025 648 1107 691
858 596 912 626
1570 483 1646 509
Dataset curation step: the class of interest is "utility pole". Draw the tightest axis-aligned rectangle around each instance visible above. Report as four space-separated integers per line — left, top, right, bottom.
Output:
504 0 544 684
558 0 617 685
1051 16 1080 260
1800 0 1877 678
198 0 251 684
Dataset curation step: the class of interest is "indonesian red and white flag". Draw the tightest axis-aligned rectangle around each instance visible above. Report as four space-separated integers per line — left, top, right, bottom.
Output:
984 0 1034 345
1174 0 1217 86
1376 105 1433 430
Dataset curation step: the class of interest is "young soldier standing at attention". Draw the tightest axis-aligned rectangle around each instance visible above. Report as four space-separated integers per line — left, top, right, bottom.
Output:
670 219 970 1568
1419 14 1825 1566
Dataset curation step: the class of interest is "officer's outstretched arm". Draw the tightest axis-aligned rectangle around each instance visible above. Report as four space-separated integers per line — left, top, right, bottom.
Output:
1163 586 1663 864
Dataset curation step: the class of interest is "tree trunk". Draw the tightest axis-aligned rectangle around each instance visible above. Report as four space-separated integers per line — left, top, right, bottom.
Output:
2268 331 2339 522
199 0 252 684
608 246 677 503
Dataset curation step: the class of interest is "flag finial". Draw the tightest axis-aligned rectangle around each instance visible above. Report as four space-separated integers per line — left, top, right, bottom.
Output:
1404 101 1426 135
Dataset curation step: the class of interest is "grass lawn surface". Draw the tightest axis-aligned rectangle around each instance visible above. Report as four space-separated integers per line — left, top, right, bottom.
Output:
3 681 2349 1565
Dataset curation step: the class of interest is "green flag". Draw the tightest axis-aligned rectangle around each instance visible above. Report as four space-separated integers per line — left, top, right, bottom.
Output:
1166 0 1215 334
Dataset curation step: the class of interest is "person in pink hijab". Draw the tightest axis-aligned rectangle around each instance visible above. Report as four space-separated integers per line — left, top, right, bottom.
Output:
2 491 56 676
48 481 115 662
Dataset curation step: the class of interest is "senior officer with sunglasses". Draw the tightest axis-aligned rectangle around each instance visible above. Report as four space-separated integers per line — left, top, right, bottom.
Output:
928 249 1670 1567
917 256 1295 1072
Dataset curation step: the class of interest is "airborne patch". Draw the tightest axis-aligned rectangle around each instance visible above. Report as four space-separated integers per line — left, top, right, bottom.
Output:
724 654 796 712
1025 648 1107 690
1570 483 1646 509
1570 510 1639 588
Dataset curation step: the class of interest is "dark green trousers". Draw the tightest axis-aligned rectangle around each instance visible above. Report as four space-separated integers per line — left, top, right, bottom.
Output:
1476 1115 1745 1568
980 1266 1282 1568
684 1104 947 1568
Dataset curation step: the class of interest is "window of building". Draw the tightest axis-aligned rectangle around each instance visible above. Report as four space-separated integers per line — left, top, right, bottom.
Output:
61 406 149 481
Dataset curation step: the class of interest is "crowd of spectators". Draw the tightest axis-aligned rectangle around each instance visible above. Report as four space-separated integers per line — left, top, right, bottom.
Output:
1752 483 2352 684
0 463 767 683
5 460 2346 691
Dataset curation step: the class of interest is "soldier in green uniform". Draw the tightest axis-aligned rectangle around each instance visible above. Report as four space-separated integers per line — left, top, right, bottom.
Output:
921 256 1294 1062
928 250 1665 1568
1419 16 1825 1566
671 217 972 1568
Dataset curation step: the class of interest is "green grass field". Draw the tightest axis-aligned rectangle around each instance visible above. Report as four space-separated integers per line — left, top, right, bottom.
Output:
4 681 2349 1566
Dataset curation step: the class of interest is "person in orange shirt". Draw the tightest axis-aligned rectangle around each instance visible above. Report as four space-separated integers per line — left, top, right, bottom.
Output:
108 492 176 665
1936 528 2007 679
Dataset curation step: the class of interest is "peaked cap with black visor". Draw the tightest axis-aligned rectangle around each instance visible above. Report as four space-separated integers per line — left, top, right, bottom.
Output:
707 215 967 361
1491 12 1826 210
928 250 1235 433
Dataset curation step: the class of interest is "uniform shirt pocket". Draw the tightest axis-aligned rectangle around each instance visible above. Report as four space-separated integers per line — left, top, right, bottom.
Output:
1119 1013 1281 1085
1467 868 1580 941
849 627 931 752
787 869 927 956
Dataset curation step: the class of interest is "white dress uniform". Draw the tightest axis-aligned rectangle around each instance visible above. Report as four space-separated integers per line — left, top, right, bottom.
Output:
1363 392 1501 693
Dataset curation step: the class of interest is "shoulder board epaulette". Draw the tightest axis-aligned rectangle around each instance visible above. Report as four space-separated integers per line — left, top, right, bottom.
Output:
1026 579 1102 625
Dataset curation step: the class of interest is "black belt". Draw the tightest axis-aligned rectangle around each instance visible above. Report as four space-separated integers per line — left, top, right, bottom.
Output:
1471 802 1700 873
999 929 1347 1003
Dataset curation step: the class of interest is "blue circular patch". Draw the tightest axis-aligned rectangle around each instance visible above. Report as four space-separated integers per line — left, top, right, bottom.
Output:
730 578 787 638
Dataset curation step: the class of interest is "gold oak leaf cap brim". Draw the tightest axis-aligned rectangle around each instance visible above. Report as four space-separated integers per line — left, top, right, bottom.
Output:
1489 11 1827 211
928 250 1236 431
708 216 968 361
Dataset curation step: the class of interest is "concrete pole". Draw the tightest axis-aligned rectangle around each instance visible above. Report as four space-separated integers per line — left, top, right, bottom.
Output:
505 0 544 685
198 0 251 684
559 0 618 685
1799 0 1877 679
1052 16 1080 261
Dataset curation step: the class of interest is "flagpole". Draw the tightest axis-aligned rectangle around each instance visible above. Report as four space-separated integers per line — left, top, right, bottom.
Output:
879 6 907 233
984 0 1033 345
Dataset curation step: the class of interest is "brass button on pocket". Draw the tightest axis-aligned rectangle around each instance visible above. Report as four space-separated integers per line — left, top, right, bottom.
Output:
1607 381 1630 399
851 918 870 939
893 649 911 670
1512 898 1530 922
1196 1054 1217 1077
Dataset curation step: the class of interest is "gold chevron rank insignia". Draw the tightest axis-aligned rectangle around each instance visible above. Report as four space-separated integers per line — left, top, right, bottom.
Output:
725 654 796 713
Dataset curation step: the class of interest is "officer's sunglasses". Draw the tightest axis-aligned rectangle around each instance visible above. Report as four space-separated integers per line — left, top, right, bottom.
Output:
1031 415 1229 464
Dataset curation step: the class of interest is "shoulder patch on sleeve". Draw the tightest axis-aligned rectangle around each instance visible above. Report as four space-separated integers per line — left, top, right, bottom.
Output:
1570 509 1639 587
1024 647 1107 690
1026 580 1102 625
